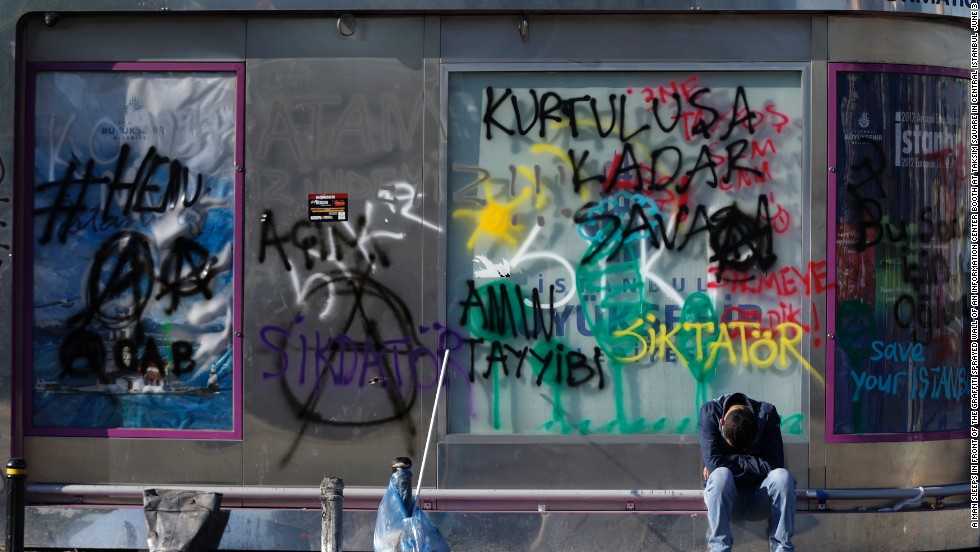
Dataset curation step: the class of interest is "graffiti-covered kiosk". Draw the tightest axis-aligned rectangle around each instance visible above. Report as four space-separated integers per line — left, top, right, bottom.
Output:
0 1 974 550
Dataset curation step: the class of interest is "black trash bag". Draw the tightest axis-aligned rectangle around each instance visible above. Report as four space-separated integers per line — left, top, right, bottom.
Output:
374 471 450 552
143 489 224 552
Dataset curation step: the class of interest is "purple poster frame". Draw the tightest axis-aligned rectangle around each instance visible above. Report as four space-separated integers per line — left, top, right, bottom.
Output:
826 62 970 443
21 62 245 440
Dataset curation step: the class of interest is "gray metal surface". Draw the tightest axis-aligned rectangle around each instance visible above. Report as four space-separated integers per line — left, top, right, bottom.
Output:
826 438 970 489
242 15 434 488
22 14 247 62
439 440 809 492
0 0 972 17
24 438 244 487
440 14 814 62
807 16 830 490
828 15 970 66
23 504 980 551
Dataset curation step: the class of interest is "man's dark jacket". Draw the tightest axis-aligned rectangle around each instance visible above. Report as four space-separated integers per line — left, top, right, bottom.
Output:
698 392 785 489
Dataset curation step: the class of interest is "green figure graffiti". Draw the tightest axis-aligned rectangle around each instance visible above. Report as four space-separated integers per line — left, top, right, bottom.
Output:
835 299 877 434
677 291 721 416
575 232 649 435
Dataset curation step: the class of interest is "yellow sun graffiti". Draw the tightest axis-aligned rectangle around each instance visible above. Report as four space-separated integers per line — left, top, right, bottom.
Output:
453 183 531 249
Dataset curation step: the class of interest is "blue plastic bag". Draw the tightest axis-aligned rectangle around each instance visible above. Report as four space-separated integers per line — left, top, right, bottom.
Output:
374 472 450 552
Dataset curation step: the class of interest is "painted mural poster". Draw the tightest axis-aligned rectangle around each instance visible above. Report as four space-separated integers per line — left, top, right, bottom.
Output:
28 66 242 438
831 65 969 440
447 70 814 436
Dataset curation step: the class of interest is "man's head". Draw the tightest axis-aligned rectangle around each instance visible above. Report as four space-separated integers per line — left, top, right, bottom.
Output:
721 405 757 449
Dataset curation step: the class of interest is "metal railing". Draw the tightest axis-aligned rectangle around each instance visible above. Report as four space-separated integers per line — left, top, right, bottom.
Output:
25 481 968 511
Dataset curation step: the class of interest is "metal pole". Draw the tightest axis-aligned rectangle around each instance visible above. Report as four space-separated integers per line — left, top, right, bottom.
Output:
320 477 344 552
5 458 27 552
415 349 450 500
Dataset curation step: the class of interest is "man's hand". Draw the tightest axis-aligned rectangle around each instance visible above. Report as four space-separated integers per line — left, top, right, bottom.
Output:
703 466 709 480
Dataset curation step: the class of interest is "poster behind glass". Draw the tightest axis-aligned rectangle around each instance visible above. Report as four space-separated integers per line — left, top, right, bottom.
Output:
28 67 240 438
831 65 969 439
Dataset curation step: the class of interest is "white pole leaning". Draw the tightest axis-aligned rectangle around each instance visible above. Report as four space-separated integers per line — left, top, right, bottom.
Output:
415 349 450 501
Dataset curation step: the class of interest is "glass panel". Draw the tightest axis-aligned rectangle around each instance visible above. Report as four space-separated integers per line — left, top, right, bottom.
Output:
831 67 970 438
29 68 239 437
446 70 810 436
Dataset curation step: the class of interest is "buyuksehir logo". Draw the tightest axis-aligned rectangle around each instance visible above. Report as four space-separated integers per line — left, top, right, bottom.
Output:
96 95 166 142
124 96 144 113
858 111 870 129
843 110 883 144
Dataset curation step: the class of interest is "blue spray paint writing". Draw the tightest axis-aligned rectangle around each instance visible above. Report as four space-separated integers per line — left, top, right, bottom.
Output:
850 365 966 402
868 340 924 363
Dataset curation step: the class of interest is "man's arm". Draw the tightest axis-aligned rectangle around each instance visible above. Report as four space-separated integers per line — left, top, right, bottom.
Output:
698 402 739 475
727 405 785 483
699 402 785 485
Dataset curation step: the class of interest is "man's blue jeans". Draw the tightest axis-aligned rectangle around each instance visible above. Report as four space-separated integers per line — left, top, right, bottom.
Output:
704 467 795 552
